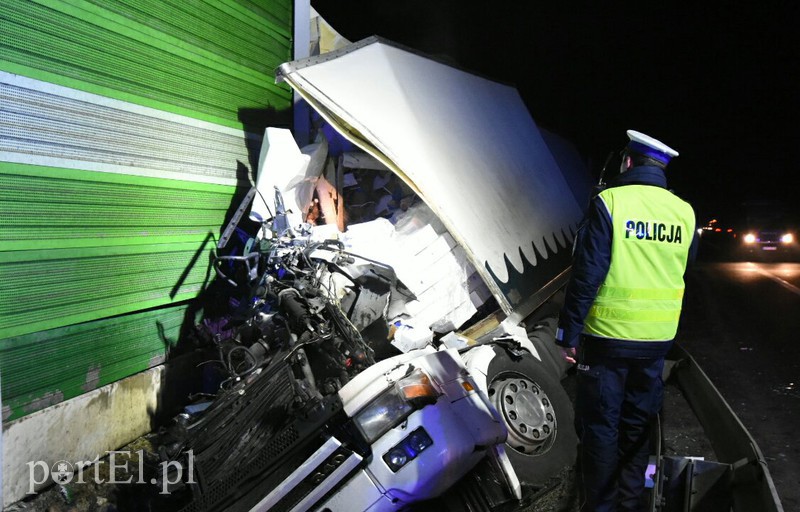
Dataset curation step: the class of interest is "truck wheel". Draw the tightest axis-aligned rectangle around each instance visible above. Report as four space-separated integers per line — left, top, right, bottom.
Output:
486 346 577 487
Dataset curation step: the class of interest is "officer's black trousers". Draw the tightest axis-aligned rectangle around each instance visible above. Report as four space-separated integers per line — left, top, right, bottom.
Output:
575 349 664 512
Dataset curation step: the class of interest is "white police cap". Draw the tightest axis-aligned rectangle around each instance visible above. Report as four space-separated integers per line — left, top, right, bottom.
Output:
626 130 679 165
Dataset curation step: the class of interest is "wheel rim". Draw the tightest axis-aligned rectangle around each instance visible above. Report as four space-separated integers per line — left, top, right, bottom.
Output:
488 373 557 455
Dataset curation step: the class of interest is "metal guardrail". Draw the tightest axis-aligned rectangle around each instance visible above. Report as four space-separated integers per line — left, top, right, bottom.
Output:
653 343 784 511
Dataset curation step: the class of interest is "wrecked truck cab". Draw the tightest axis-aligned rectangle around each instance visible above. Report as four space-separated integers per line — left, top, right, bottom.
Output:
273 34 587 482
156 37 588 511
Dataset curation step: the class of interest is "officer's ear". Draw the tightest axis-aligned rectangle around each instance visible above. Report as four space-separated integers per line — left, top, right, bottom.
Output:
620 154 632 174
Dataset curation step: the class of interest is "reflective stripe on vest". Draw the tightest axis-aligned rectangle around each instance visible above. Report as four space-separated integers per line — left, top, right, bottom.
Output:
583 185 695 341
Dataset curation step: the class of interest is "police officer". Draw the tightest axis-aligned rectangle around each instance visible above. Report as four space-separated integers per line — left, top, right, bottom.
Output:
556 130 698 511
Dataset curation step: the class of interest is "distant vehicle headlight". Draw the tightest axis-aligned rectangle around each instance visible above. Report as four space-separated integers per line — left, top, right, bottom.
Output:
354 368 439 443
743 233 756 244
781 233 794 244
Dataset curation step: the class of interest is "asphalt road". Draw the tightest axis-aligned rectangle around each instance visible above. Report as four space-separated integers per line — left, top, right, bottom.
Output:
678 259 800 511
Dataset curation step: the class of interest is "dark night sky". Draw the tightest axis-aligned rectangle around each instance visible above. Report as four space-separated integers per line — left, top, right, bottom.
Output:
311 1 800 223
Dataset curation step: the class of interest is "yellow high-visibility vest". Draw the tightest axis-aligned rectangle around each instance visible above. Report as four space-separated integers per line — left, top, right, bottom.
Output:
583 185 695 341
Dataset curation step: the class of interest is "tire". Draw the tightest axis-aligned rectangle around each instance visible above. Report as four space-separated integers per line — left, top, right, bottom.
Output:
486 346 577 488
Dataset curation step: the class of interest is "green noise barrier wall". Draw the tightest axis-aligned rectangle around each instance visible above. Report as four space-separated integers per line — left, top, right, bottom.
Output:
1 0 293 422
0 0 291 127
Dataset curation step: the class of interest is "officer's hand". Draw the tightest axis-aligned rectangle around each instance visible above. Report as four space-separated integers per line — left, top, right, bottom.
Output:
560 347 576 365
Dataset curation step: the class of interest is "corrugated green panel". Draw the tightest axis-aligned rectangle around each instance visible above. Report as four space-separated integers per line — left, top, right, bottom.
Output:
242 0 292 30
0 163 232 338
0 303 189 422
0 162 235 249
0 0 293 128
0 245 207 338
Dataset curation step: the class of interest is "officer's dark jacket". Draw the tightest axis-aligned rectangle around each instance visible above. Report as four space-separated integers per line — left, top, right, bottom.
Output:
556 165 699 358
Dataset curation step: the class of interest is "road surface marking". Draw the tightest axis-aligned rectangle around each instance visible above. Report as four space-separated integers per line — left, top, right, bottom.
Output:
747 262 800 297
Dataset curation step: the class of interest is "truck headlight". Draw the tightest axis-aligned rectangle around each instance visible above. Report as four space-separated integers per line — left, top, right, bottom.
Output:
354 368 439 443
743 233 756 244
781 233 793 244
382 427 434 472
